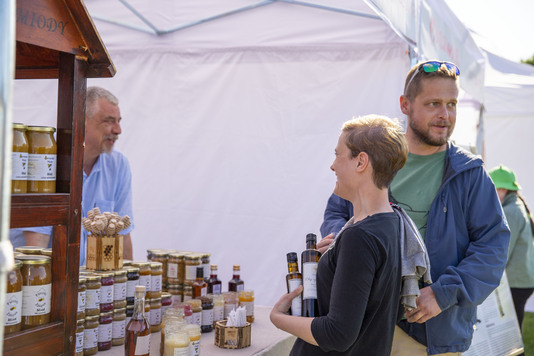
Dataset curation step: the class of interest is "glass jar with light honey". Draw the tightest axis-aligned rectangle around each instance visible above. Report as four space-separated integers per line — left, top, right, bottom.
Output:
26 126 57 193
4 260 23 333
18 255 52 329
11 123 29 193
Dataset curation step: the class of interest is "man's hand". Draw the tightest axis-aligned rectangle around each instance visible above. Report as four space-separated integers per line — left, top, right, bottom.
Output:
317 233 335 254
404 286 442 323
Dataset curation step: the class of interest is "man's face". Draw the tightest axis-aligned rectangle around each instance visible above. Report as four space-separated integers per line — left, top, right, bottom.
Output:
402 77 459 150
85 98 122 154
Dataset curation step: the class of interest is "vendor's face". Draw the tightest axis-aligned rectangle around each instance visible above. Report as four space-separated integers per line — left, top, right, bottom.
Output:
85 98 122 154
330 132 358 200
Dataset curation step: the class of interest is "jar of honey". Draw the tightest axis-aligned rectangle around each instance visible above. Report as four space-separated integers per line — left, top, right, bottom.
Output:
85 274 101 316
4 260 23 333
148 261 162 299
75 318 84 356
98 311 113 351
112 307 126 346
97 272 114 312
238 290 255 323
26 125 57 193
148 249 169 285
125 266 139 306
184 254 202 286
149 297 162 332
131 261 151 296
161 292 172 313
167 251 189 284
167 283 183 306
18 255 52 329
83 315 99 355
200 253 210 281
77 276 86 320
187 299 202 326
11 123 29 193
113 269 127 309
184 324 201 356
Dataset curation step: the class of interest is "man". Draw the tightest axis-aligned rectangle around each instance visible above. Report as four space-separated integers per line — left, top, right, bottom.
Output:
10 86 134 264
319 61 510 355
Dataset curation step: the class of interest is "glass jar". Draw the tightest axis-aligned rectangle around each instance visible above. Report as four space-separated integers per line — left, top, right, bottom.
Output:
167 251 189 284
149 297 162 332
131 261 151 296
26 125 57 193
125 304 133 326
12 123 29 193
75 318 84 356
167 283 182 306
184 254 202 286
211 293 225 326
147 249 169 285
223 291 238 319
113 269 127 309
161 292 172 313
15 246 43 255
187 299 202 326
200 295 213 333
184 324 201 356
112 307 126 346
122 259 133 267
200 253 210 281
98 311 113 351
183 285 192 302
125 266 140 306
83 315 99 355
4 260 23 334
176 302 193 324
18 255 52 329
148 261 162 299
85 274 101 316
161 318 186 356
164 329 189 356
96 272 114 312
77 276 87 320
239 290 255 323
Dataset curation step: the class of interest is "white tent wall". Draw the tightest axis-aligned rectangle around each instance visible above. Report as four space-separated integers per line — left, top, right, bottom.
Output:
12 1 410 306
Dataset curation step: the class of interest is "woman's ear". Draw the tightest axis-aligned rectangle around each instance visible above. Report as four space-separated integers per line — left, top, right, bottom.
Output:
355 152 369 171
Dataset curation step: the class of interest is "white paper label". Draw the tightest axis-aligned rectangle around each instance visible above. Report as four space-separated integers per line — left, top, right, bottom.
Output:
139 275 151 293
98 322 112 342
150 275 162 292
288 278 303 316
213 305 224 322
211 284 221 294
11 152 28 180
101 285 113 304
185 265 197 281
84 327 98 349
75 330 84 353
240 301 254 316
126 279 138 298
173 347 189 356
27 153 56 180
112 319 126 338
201 309 213 326
167 263 178 278
4 291 22 325
190 340 200 356
192 311 201 326
86 288 100 309
184 314 192 324
77 290 86 312
22 284 51 316
134 334 151 355
302 262 318 300
114 281 127 300
150 308 161 326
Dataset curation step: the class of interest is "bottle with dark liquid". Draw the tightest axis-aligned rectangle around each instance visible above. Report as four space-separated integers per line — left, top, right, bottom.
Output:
192 267 207 299
125 285 151 356
286 252 303 316
301 233 321 317
207 264 222 294
228 265 244 292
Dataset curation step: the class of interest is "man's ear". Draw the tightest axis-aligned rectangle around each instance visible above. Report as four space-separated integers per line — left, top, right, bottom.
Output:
400 95 410 115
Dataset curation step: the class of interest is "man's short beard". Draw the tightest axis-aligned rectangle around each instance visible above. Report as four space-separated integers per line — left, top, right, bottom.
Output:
409 120 450 147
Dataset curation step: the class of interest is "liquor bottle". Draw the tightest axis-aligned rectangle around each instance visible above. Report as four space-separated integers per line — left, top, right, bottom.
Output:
301 233 321 317
207 264 222 294
125 285 151 356
228 265 244 292
286 252 303 316
192 267 207 299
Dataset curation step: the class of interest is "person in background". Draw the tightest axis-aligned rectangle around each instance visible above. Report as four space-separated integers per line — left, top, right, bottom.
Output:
489 165 534 334
10 86 134 264
318 61 510 355
271 115 408 355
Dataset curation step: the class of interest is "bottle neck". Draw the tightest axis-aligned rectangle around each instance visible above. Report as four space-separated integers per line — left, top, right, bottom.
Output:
210 271 218 278
287 261 299 274
232 272 240 279
306 241 317 250
132 293 145 320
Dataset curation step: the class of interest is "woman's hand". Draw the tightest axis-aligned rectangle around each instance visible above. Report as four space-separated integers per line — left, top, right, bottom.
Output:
270 285 303 322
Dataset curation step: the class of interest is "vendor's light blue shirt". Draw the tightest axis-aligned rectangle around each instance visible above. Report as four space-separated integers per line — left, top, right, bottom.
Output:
10 150 134 266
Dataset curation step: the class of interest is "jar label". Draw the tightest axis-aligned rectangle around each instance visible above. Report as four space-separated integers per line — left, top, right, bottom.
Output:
11 152 28 180
167 263 178 278
150 307 161 326
75 330 84 353
213 306 224 322
185 265 197 281
201 309 213 326
112 319 126 338
98 322 112 342
4 291 22 325
139 275 151 292
173 347 189 356
22 284 51 316
134 334 151 355
192 311 201 326
302 262 318 299
126 279 138 298
86 288 101 309
114 281 127 300
190 340 200 356
212 284 221 294
288 278 303 316
101 285 114 304
27 153 56 180
184 314 192 324
240 301 254 316
150 275 162 292
84 327 98 349
77 290 86 312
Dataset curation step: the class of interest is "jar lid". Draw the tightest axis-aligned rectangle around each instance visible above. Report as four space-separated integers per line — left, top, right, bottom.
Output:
126 305 134 310
149 296 162 302
161 292 172 299
13 123 27 130
16 254 51 265
168 251 193 258
100 311 113 317
122 259 132 266
27 125 56 132
11 260 23 269
114 269 127 276
79 276 87 284
113 308 126 314
85 274 102 282
77 318 85 325
199 252 210 258
95 271 114 278
131 261 150 267
85 315 99 322
15 246 43 254
149 261 162 269
147 249 169 257
124 266 140 273
184 253 201 261
41 248 53 257
167 284 182 291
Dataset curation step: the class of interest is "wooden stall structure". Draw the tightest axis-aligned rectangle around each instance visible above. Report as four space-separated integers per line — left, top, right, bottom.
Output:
3 0 115 354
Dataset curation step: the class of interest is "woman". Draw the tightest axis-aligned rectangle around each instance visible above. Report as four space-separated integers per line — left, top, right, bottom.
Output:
270 115 409 355
489 165 534 332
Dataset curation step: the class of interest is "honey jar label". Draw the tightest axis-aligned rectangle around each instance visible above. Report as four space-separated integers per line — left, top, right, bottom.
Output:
27 154 57 180
213 306 224 322
185 265 197 281
86 289 101 309
190 340 200 356
101 285 113 303
167 263 178 278
4 291 22 325
139 275 151 292
75 331 84 353
150 308 161 326
192 311 201 326
112 319 126 338
22 284 51 316
114 281 127 300
201 309 213 326
134 334 151 355
84 327 98 349
98 322 112 342
150 275 162 292
77 291 86 312
11 152 28 180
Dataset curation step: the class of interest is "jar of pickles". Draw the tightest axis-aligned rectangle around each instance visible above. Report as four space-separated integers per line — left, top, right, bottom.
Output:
148 261 162 299
83 315 99 355
75 318 84 356
11 123 29 193
184 254 202 286
85 274 101 316
131 261 151 296
4 260 23 333
112 307 126 346
125 266 139 306
113 269 127 309
77 276 86 320
149 297 162 332
26 125 57 193
18 255 52 329
98 311 113 351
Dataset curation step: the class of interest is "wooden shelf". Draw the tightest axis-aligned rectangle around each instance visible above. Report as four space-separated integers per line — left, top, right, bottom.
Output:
3 322 64 356
10 194 70 227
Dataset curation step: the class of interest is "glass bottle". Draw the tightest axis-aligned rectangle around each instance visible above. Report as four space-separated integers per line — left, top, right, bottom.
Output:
286 252 303 316
192 267 207 299
125 285 151 356
301 233 321 317
207 264 222 294
228 265 244 292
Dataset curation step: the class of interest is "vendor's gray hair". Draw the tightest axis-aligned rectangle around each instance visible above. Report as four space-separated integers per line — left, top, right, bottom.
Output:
86 86 119 119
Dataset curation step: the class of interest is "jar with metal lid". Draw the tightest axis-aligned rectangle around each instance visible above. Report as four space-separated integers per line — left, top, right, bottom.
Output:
125 266 140 306
167 252 182 284
223 291 238 319
41 248 52 257
211 293 225 326
112 307 126 346
75 318 84 356
200 295 213 333
148 261 162 299
200 253 210 281
131 261 151 296
4 260 23 334
167 283 183 306
122 259 133 267
184 324 201 356
239 289 255 323
85 274 101 316
187 299 202 326
15 246 43 255
161 292 172 313
113 269 127 309
149 297 162 332
83 315 99 355
96 271 114 312
125 304 133 325
98 311 113 351
18 254 52 329
183 285 192 302
12 123 29 193
161 317 186 356
184 254 202 285
77 276 87 320
26 125 57 193
148 249 169 285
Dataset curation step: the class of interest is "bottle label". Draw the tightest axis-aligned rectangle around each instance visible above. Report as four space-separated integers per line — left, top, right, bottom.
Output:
77 290 86 312
22 284 51 316
4 291 22 325
240 301 254 316
150 275 162 292
84 327 98 349
75 330 84 353
139 275 151 293
192 311 201 326
201 309 213 326
134 334 151 355
126 279 138 298
173 347 189 356
212 284 221 294
200 286 207 296
185 265 197 281
98 322 112 342
213 306 224 322
150 307 161 326
114 281 127 300
236 284 244 292
191 340 200 356
86 288 101 309
11 152 28 180
27 153 56 180
112 319 126 338
101 284 113 303
167 263 178 278
302 262 318 300
288 278 303 316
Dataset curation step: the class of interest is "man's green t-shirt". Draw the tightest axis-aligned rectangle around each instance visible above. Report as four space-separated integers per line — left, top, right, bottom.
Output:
390 151 446 240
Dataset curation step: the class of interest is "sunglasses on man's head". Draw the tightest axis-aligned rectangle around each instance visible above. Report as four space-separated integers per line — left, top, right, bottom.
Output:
404 61 460 95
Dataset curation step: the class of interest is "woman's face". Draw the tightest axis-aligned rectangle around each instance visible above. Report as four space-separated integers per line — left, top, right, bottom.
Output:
330 132 358 200
496 188 508 203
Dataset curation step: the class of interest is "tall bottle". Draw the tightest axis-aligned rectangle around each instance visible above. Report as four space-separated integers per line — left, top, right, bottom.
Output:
228 265 244 292
207 264 222 294
301 233 321 317
286 252 303 316
192 267 207 299
125 285 151 356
